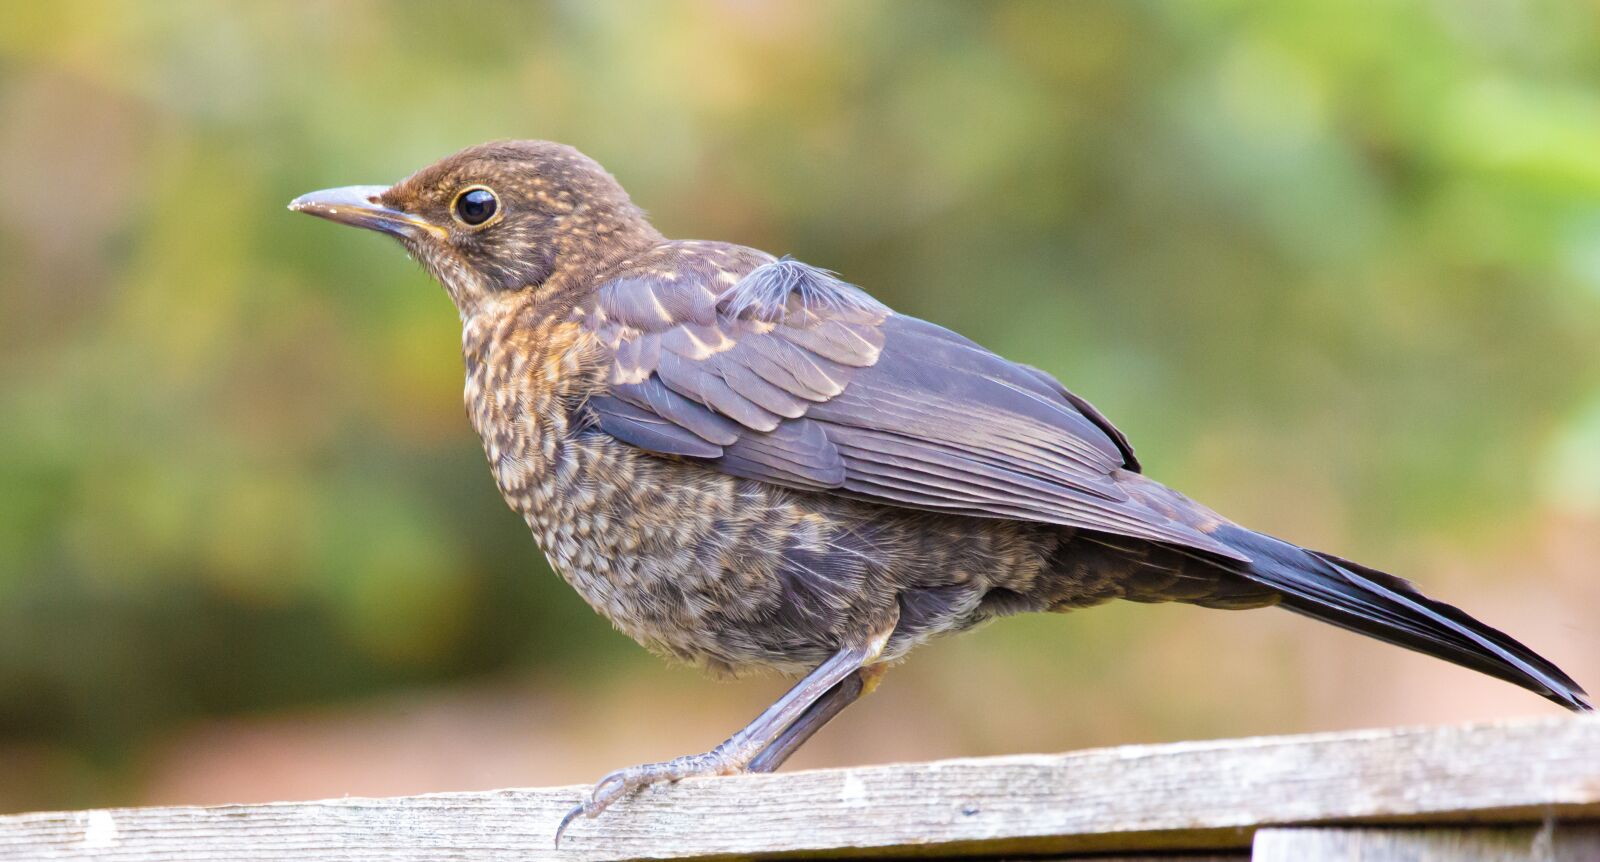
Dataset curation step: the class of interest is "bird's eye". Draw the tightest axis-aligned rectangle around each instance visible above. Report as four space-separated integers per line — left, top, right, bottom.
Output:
452 187 499 226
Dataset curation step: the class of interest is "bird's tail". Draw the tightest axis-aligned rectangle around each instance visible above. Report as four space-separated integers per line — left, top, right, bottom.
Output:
1209 524 1592 712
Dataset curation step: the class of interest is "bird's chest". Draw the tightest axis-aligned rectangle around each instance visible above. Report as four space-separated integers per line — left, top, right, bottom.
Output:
462 315 773 657
463 315 624 560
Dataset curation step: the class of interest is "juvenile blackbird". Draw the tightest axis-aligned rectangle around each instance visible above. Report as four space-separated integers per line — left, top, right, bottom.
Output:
291 141 1590 841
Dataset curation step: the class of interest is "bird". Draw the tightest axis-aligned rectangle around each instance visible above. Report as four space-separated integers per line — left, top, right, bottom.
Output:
290 140 1590 843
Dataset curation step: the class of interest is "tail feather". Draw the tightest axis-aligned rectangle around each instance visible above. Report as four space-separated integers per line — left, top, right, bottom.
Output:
1211 524 1591 712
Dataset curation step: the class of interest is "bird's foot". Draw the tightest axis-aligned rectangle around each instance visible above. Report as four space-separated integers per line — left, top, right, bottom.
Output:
554 744 749 847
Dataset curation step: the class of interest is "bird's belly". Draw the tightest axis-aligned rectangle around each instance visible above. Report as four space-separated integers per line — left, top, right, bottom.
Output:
491 430 1050 675
491 431 843 672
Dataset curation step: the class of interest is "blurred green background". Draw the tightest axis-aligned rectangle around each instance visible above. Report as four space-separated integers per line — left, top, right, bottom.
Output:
2 0 1597 814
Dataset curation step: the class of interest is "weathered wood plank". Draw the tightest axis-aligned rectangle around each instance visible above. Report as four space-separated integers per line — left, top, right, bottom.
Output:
1001 857 1249 861
1254 824 1600 861
1000 857 1248 861
0 716 1595 861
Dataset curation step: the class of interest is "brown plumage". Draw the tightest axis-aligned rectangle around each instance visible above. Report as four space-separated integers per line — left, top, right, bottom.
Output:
290 140 1590 842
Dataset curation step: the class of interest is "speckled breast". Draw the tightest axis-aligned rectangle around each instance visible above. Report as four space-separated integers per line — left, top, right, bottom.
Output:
457 298 828 672
457 291 1069 676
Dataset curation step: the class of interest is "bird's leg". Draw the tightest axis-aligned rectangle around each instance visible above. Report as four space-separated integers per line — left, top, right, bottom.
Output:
746 663 888 773
555 618 896 846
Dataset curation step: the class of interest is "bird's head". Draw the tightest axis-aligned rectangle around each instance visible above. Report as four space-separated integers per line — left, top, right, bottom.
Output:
290 140 658 314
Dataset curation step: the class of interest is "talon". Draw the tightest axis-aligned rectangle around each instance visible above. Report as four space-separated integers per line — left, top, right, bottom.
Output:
551 749 755 845
553 802 586 849
590 770 626 805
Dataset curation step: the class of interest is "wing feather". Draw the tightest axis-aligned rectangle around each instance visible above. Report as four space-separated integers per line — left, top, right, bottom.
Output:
577 250 1239 559
609 378 740 446
589 395 724 458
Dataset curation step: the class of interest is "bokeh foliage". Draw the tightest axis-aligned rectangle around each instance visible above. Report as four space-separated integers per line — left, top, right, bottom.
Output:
2 0 1598 808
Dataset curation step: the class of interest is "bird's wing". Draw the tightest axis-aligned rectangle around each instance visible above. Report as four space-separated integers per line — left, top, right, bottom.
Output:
578 256 1240 558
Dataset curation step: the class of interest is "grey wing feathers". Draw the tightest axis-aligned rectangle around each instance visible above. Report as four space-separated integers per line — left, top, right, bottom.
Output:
589 394 724 458
581 251 1238 558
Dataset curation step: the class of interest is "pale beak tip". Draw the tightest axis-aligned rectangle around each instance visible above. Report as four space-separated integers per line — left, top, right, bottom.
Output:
286 185 427 237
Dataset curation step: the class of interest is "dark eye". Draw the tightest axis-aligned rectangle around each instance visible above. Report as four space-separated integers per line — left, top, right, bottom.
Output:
453 187 498 226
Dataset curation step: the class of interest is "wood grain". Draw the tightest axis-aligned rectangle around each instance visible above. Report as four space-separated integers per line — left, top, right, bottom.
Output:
1254 824 1600 861
1 716 1595 861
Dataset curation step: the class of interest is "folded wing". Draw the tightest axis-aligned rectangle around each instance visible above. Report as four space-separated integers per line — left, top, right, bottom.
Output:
578 254 1241 559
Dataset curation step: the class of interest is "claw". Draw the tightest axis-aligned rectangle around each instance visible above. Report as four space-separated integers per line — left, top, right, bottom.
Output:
549 748 749 847
553 803 586 849
553 772 629 849
591 768 629 804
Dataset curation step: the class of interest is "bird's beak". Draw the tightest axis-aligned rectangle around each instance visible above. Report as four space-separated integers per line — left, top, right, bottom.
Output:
288 185 445 238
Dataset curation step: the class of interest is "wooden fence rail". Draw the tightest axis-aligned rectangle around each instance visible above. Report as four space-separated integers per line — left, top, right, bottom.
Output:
3 715 1596 861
